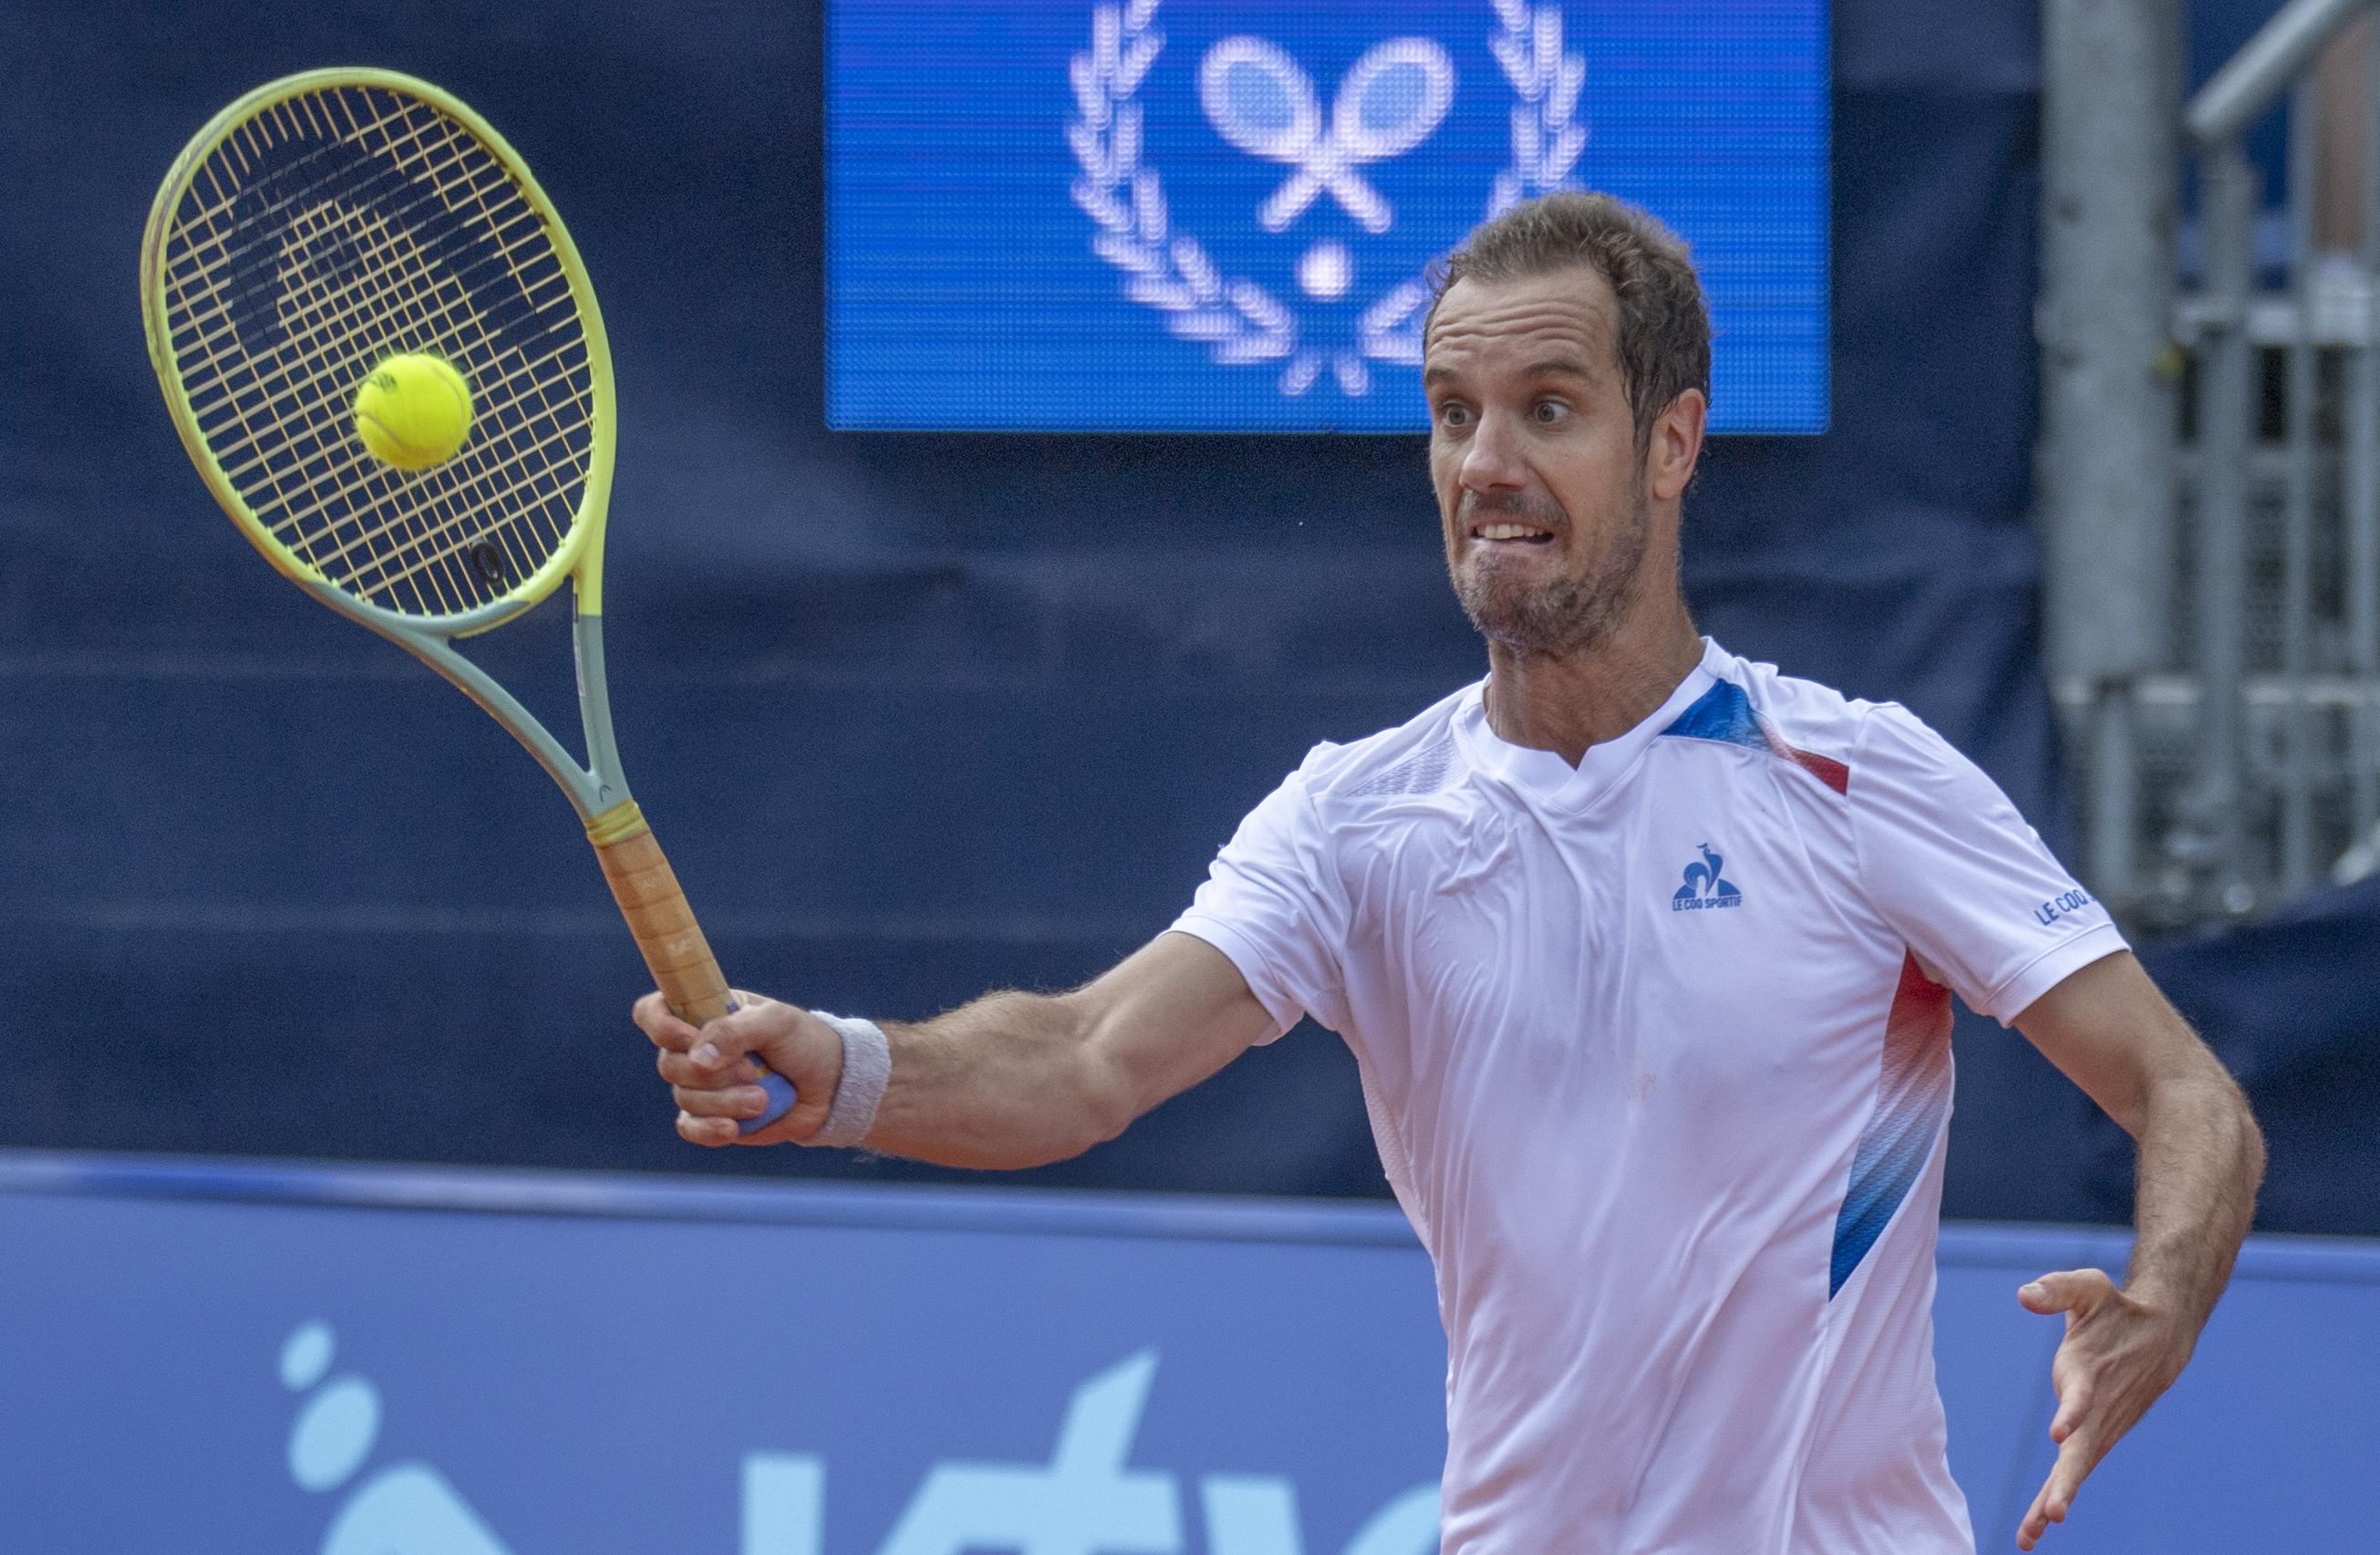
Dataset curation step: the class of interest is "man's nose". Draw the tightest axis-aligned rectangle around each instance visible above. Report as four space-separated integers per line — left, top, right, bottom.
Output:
1460 409 1528 495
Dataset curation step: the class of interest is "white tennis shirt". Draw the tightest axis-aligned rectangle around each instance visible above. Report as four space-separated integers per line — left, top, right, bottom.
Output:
1171 639 2124 1554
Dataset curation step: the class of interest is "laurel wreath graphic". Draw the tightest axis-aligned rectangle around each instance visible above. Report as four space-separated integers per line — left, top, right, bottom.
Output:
1068 0 1587 397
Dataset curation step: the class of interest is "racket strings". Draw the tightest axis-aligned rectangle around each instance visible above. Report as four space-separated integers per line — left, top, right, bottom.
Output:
171 116 566 368
166 109 574 451
169 147 533 370
261 202 564 612
171 115 576 617
159 84 595 619
245 94 581 610
270 202 501 614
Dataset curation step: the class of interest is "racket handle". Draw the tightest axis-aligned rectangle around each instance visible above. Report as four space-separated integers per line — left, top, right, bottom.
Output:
587 801 796 1135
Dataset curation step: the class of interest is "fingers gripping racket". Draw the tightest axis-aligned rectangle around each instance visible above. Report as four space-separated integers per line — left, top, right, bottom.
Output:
140 68 795 1132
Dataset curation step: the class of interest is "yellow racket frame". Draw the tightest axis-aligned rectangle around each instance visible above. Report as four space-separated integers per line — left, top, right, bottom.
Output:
140 68 782 1123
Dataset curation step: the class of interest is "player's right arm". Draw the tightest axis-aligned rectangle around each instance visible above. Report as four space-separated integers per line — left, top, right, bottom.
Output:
635 930 1276 1168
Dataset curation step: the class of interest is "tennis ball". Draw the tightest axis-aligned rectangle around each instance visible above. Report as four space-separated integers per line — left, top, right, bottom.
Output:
353 353 472 471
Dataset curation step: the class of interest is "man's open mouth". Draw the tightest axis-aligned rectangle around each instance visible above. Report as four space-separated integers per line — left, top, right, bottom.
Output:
1471 523 1556 544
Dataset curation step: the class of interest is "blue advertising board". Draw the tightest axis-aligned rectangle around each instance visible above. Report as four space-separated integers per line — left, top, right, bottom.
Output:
827 1 1829 432
0 1156 1446 1554
5 1153 2377 1552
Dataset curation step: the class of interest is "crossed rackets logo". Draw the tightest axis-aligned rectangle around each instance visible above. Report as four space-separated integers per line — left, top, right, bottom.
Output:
1070 1 1588 399
1198 36 1455 234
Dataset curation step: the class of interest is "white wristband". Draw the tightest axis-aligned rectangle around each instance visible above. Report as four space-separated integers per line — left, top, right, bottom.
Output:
803 1012 890 1148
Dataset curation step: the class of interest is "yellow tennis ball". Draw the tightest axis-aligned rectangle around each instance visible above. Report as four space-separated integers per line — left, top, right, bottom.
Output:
353 353 472 471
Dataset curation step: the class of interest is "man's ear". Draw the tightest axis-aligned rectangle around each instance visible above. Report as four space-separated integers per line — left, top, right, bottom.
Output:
1646 389 1708 503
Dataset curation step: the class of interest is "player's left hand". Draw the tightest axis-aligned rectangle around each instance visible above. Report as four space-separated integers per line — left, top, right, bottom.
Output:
2013 1267 2192 1550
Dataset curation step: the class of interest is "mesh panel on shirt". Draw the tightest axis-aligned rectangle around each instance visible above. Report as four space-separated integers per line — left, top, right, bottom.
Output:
1343 735 1464 799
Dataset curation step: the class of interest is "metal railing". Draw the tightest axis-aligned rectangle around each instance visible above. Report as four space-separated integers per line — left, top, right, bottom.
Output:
2044 0 2380 927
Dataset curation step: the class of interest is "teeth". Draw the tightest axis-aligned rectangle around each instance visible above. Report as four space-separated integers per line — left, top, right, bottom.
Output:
1477 524 1547 541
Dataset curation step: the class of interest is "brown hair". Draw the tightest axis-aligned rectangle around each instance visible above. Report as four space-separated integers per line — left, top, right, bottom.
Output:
1426 192 1712 448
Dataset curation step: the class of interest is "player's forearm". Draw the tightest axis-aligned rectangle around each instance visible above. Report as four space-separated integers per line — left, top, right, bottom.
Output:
2122 1060 2263 1336
863 989 1132 1169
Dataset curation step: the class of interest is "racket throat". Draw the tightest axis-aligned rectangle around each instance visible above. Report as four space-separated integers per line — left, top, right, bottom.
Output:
571 608 634 812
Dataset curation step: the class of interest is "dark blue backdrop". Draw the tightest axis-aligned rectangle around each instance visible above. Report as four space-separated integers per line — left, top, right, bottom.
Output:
4 0 2367 1231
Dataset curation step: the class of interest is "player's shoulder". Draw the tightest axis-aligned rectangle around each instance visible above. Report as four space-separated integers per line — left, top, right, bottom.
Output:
1710 646 1972 789
1289 680 1480 805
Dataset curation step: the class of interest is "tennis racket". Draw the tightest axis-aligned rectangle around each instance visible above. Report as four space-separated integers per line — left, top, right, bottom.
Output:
140 67 795 1133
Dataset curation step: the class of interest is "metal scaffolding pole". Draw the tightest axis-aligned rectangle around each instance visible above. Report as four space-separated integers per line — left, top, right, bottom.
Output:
2194 140 2261 909
2355 23 2380 849
2040 0 2180 906
2283 79 2320 897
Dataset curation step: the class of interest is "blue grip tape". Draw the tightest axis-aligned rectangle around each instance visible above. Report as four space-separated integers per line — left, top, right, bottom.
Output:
740 1068 798 1135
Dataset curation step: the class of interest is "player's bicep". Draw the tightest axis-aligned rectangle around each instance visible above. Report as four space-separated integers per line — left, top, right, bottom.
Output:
1065 931 1278 1123
2013 949 2221 1136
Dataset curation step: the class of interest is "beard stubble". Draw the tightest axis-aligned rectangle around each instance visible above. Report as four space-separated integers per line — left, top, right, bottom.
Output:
1452 482 1652 658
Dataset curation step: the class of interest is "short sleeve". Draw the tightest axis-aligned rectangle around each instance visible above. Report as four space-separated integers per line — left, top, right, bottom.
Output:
1849 704 2126 1024
1168 760 1351 1042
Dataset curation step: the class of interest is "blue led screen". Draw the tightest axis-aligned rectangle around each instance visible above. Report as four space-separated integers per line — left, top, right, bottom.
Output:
828 0 1829 433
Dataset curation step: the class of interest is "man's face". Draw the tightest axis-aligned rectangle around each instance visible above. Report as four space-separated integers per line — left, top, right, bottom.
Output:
1423 266 1655 658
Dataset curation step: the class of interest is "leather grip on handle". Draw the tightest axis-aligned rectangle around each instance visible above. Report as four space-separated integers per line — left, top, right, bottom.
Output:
588 800 795 1133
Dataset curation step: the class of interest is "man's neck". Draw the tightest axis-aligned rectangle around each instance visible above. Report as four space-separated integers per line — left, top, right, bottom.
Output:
1482 600 1706 767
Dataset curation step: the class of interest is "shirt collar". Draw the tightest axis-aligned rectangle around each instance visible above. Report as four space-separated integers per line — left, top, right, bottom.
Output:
1454 638 1729 808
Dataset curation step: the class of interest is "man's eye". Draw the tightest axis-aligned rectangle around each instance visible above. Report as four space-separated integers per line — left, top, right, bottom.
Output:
1436 402 1472 428
1531 399 1568 424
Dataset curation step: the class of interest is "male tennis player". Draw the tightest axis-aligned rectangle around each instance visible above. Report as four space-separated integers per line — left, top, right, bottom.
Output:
639 192 2263 1553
